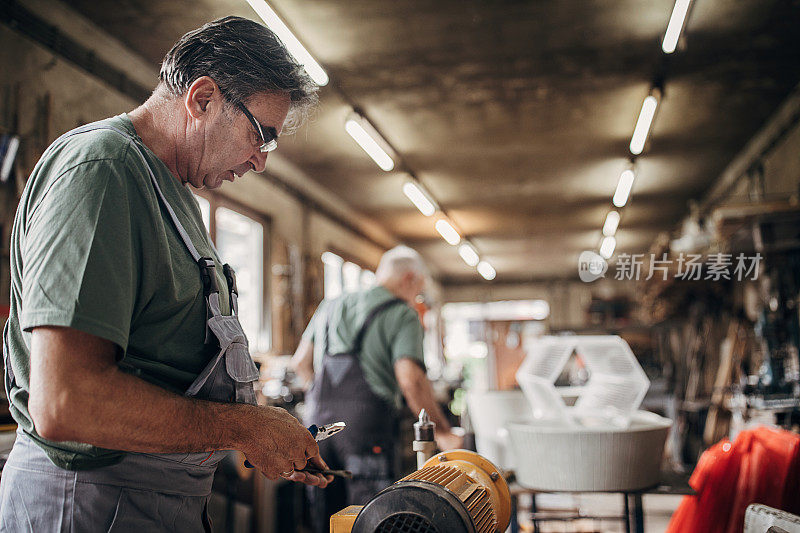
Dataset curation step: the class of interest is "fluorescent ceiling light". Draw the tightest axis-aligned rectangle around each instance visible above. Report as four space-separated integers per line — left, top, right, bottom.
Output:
662 0 692 54
477 261 496 281
630 95 658 155
603 211 621 237
435 219 461 245
613 169 635 207
245 0 329 85
458 243 480 266
403 181 436 216
599 236 616 259
345 118 394 171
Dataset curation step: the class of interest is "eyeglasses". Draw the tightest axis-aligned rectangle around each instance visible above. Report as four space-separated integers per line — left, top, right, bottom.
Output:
236 102 278 153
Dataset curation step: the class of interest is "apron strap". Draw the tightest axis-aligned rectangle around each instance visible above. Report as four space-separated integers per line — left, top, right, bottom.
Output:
323 297 405 357
350 298 405 355
223 264 239 316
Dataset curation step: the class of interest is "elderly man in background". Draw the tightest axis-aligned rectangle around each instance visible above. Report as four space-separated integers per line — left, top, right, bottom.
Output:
292 245 463 532
1 16 331 531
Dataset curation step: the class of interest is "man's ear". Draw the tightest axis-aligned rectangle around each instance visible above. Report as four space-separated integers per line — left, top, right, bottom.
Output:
184 76 220 119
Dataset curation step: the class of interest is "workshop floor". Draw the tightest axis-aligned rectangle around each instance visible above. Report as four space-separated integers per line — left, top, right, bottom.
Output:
516 492 685 532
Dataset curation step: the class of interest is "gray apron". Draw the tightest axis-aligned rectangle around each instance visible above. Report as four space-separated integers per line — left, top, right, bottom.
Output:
0 125 260 532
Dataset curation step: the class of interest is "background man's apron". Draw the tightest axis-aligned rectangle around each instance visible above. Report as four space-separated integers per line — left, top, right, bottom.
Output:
0 125 260 532
304 297 405 533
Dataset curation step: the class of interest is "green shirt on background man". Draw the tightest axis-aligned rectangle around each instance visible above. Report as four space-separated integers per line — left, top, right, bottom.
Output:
302 285 425 409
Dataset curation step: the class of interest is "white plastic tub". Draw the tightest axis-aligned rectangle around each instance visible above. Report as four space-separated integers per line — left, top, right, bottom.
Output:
507 410 672 491
466 390 532 470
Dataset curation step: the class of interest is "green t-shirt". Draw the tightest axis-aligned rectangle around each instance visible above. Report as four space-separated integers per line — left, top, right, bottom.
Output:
302 286 425 409
5 114 232 470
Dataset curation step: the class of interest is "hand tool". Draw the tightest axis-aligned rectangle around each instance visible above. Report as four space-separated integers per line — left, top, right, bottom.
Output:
244 421 347 469
308 421 347 442
301 466 353 479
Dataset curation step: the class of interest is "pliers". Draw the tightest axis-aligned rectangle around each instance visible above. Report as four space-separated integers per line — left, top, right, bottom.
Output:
308 422 346 442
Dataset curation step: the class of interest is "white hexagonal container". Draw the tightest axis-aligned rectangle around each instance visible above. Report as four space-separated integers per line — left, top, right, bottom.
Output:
508 335 672 491
515 335 651 428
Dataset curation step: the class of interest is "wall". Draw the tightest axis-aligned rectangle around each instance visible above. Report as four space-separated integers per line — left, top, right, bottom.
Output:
0 19 145 309
762 115 800 197
700 83 800 211
219 175 385 268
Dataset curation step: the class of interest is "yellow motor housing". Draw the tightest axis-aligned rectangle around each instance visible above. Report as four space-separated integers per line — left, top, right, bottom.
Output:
330 449 510 533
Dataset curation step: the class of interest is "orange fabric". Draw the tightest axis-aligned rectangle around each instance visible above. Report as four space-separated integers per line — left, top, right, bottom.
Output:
666 426 800 533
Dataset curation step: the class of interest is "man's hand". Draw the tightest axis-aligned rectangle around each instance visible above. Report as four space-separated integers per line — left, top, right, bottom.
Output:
238 406 331 487
282 455 334 487
395 358 457 440
290 338 315 387
435 430 464 451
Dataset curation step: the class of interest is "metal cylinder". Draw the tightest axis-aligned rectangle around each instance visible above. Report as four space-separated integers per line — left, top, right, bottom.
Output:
412 409 437 469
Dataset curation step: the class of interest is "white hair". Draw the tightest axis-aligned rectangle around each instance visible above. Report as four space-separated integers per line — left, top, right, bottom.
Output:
375 245 428 283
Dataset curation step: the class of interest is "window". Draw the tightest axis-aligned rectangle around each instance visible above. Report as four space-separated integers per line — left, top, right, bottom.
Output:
215 207 266 351
360 269 376 289
441 299 549 362
193 195 211 233
322 252 343 299
342 261 362 294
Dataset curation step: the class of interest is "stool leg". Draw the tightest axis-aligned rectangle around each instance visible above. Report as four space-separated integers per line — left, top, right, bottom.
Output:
623 494 631 533
510 494 519 533
625 493 644 533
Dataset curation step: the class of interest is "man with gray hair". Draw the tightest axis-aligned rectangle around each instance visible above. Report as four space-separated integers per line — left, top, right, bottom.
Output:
292 245 463 532
1 16 330 530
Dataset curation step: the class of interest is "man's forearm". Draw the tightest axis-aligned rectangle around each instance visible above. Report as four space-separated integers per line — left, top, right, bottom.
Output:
400 376 452 434
40 363 254 453
290 338 315 387
293 362 314 388
29 326 329 482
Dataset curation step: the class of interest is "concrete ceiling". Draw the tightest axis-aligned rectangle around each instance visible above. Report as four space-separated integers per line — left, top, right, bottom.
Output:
66 0 800 283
